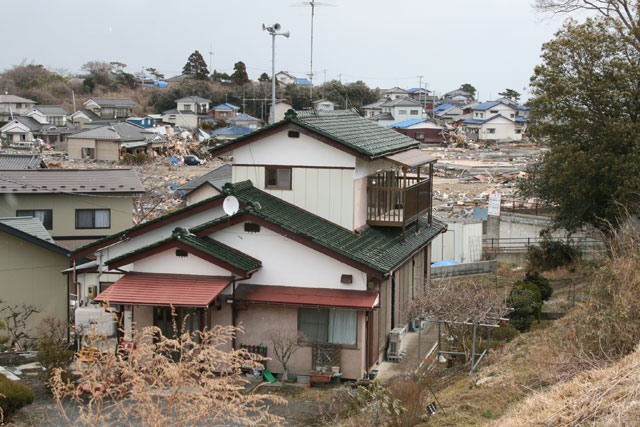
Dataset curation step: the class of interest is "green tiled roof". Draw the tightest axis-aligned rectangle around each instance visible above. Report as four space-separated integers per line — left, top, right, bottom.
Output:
218 181 445 274
294 110 418 157
210 109 419 158
107 228 261 274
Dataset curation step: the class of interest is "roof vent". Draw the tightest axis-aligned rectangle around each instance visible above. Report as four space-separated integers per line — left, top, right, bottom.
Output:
288 130 300 138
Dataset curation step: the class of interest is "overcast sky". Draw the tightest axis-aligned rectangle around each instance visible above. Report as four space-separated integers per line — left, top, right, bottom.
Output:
3 0 575 101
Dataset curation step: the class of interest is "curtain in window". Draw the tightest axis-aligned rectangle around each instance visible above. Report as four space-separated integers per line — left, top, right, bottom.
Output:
299 308 327 343
33 210 46 224
328 310 357 345
95 210 110 228
76 210 93 228
277 169 290 187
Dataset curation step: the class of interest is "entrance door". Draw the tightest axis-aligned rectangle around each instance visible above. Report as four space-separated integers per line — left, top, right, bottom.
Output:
153 307 203 340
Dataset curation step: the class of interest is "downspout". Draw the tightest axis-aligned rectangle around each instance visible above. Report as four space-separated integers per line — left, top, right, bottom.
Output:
231 278 237 350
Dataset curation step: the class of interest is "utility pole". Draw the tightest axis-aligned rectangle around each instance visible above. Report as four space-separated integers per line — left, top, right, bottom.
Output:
208 43 214 76
417 75 424 117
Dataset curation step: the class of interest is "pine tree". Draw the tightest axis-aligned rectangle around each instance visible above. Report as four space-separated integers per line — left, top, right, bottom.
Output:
183 50 209 80
230 61 249 86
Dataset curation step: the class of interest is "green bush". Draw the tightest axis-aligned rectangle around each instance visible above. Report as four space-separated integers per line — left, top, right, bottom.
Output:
527 231 579 270
36 337 73 387
507 281 542 332
526 271 553 301
489 324 519 344
122 152 148 165
0 373 34 419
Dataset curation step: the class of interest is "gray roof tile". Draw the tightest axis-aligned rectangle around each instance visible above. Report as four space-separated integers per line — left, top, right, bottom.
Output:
0 169 145 194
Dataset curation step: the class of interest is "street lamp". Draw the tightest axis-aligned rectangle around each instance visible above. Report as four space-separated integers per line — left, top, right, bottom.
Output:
263 23 290 124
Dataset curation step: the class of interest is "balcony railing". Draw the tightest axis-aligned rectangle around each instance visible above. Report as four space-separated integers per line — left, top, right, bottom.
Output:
366 170 432 229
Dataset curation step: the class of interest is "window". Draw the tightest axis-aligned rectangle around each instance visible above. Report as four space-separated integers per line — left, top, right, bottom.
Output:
490 109 499 114
17 210 53 230
183 104 192 111
510 113 515 118
487 128 496 134
410 110 419 115
416 132 425 140
265 166 292 190
76 209 110 229
81 147 95 159
288 130 300 138
220 112 227 117
398 110 407 115
299 308 357 345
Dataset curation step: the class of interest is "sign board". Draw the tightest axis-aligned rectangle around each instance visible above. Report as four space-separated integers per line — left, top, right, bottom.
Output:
488 192 502 217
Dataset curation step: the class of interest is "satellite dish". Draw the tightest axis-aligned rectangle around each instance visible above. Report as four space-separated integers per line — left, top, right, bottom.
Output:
223 196 240 216
273 23 281 31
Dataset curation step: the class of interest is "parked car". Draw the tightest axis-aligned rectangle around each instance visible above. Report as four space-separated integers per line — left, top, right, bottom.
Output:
184 155 204 166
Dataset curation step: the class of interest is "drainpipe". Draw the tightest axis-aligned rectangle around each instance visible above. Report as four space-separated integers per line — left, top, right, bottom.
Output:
231 279 237 350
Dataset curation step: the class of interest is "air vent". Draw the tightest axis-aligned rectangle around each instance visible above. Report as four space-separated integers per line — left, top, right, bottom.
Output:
175 249 188 257
244 222 260 233
341 274 353 284
288 130 300 138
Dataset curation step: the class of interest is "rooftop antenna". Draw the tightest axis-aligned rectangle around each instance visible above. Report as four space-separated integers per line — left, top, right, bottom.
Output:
291 1 335 104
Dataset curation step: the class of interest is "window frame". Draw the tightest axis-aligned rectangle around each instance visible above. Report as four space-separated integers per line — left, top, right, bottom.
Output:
16 209 53 230
297 308 358 348
264 166 292 190
75 209 111 229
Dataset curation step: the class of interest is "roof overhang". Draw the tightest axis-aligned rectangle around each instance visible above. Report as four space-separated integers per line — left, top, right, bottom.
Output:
235 284 379 310
384 148 436 168
95 273 230 307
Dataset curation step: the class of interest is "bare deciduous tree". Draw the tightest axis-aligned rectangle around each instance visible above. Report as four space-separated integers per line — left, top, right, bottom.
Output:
263 329 306 381
0 301 40 350
407 279 509 363
50 322 285 426
534 0 640 49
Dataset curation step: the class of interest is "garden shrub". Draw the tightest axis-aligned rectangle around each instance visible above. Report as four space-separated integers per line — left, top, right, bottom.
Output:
526 271 553 301
488 324 519 344
527 231 579 270
37 337 73 387
507 281 542 332
0 373 34 419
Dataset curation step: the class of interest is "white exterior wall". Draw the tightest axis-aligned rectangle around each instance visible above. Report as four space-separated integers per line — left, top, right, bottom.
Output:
98 206 226 266
186 186 221 206
232 130 357 229
210 223 368 291
130 248 235 277
479 117 520 141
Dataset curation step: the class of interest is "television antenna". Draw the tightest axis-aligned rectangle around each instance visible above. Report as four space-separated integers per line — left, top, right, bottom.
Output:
223 196 240 216
290 1 335 103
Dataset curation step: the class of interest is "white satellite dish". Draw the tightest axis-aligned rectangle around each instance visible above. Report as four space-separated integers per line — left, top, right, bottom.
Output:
223 196 240 216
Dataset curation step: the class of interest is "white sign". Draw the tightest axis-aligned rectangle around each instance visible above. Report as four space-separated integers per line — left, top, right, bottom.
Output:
488 192 502 217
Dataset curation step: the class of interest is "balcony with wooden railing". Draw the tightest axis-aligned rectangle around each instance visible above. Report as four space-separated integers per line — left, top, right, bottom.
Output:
366 164 433 230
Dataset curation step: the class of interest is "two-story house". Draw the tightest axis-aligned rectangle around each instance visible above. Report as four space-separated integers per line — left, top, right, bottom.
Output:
0 94 36 122
209 103 240 121
383 87 409 100
71 109 445 380
0 168 144 250
83 98 135 119
370 97 425 127
24 105 69 126
161 96 211 129
462 101 522 141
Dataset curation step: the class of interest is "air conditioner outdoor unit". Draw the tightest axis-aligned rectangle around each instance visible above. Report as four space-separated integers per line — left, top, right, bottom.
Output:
387 327 406 362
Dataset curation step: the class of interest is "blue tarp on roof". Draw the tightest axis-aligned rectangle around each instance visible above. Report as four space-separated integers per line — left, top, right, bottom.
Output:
473 101 502 111
211 125 253 136
386 118 427 129
431 260 461 267
434 103 453 114
212 103 240 111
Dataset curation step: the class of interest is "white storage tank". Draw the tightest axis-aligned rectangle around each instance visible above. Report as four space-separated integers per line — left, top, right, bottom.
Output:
75 306 118 336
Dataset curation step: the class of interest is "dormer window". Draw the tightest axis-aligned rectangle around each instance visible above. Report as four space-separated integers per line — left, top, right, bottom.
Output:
265 166 292 190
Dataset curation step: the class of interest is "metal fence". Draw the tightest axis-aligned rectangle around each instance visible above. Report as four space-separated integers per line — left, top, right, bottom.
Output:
482 236 606 254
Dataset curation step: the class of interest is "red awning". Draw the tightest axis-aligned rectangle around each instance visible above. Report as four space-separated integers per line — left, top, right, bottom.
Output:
235 284 379 309
95 273 231 307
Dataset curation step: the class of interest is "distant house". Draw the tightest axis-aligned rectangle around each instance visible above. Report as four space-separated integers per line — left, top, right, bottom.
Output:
209 103 240 121
227 113 261 129
24 105 69 127
210 125 253 141
66 122 166 161
388 118 444 144
70 109 105 130
462 102 523 141
275 71 296 86
0 217 72 338
178 163 232 205
363 99 388 119
0 168 144 250
294 77 312 86
312 99 335 111
370 97 424 127
383 87 409 100
83 98 135 119
0 154 47 169
434 104 464 123
442 89 474 105
176 96 211 114
0 114 76 147
0 94 36 122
